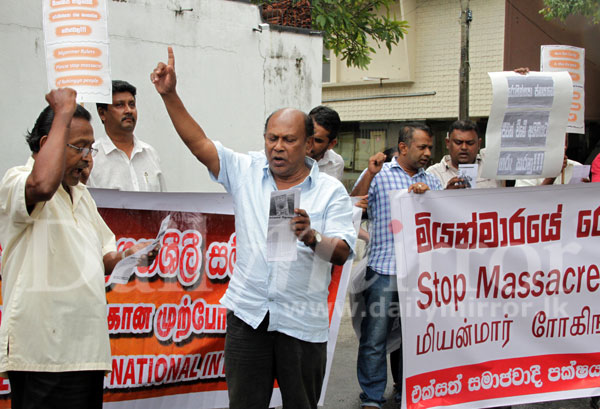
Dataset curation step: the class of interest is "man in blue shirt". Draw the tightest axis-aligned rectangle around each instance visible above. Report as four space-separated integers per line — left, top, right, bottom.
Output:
351 123 442 409
151 47 356 409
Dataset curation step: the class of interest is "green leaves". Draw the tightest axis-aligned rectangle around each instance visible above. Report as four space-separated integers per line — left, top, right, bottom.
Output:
253 0 409 69
540 0 600 24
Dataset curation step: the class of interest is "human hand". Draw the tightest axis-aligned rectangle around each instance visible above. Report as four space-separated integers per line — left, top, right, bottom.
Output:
151 46 177 95
368 152 387 175
354 195 368 212
123 241 160 266
446 176 467 189
291 208 314 246
45 88 77 117
514 67 530 75
408 182 430 194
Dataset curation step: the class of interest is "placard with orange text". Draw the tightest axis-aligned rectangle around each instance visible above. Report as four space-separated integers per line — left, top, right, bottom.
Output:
541 45 585 134
0 190 353 408
43 0 112 103
390 184 600 409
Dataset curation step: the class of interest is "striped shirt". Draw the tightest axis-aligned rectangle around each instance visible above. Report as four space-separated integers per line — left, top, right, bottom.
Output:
367 159 442 275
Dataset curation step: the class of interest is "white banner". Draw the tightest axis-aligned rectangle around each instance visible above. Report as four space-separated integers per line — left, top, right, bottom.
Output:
541 45 585 134
391 185 600 409
482 71 573 179
42 0 112 103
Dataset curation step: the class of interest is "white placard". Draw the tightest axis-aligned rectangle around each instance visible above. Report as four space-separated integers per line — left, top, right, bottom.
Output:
482 71 573 179
42 0 112 103
541 45 585 134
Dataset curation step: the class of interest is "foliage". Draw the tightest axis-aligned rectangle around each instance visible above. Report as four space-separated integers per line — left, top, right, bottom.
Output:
540 0 600 24
254 0 409 70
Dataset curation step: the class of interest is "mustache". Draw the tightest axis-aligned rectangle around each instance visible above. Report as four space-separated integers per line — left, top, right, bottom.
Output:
121 114 135 121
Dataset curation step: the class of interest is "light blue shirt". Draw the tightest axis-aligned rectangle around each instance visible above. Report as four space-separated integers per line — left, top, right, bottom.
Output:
211 142 356 343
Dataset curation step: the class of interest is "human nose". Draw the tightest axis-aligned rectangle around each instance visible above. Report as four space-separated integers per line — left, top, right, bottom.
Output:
273 138 284 151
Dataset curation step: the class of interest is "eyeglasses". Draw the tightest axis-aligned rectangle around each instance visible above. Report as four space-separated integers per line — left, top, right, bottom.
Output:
66 143 98 158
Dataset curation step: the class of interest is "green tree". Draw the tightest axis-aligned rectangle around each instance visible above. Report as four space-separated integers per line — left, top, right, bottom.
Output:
255 0 409 70
540 0 600 24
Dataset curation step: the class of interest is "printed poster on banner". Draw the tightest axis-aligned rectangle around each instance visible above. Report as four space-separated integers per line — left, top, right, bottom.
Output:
42 0 112 103
541 45 585 134
0 190 355 408
481 71 573 180
390 185 600 409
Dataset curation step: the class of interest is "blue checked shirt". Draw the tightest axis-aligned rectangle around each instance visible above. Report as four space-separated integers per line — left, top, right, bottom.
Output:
365 159 442 275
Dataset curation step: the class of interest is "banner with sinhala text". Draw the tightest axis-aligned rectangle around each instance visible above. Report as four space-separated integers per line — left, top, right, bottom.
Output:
0 190 353 408
390 184 600 409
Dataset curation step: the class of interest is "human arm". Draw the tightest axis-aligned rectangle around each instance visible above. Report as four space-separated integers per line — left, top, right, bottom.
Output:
350 152 386 196
25 89 77 208
151 47 220 177
292 208 351 265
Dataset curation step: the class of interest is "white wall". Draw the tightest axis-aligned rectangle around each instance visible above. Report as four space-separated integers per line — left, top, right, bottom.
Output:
0 0 322 192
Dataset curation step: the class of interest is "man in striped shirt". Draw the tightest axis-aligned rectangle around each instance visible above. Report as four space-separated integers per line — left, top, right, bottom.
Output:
351 123 442 409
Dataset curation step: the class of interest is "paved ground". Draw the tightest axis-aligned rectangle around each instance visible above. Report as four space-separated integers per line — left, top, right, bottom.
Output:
320 294 594 409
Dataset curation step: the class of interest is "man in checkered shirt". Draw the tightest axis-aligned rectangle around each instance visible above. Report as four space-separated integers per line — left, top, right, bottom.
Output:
351 123 442 409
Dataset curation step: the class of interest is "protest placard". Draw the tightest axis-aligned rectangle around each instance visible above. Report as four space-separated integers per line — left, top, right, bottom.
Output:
391 185 600 409
541 45 585 134
482 71 573 180
42 0 112 103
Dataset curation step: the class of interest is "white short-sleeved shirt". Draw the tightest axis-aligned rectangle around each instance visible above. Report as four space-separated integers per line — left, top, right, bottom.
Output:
515 159 582 186
426 154 504 189
0 158 116 375
88 135 166 192
211 142 357 343
317 149 345 181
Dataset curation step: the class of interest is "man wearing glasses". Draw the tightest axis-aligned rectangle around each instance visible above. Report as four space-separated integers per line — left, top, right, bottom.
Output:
0 89 150 409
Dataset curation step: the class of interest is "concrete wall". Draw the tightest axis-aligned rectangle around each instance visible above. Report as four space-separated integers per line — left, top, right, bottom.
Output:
0 0 322 192
322 0 505 121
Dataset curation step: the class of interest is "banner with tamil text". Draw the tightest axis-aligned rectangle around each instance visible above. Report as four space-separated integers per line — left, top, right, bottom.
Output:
0 190 354 408
390 184 600 409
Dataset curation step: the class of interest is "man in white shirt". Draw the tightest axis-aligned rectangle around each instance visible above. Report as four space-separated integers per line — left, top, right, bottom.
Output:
515 136 585 186
0 89 150 409
88 80 166 191
309 105 345 181
427 119 503 189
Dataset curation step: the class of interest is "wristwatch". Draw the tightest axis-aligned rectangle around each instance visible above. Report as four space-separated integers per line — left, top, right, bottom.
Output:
310 230 322 250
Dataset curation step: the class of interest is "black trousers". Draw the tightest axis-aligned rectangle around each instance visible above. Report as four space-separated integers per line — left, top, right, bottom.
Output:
8 370 104 409
225 312 327 409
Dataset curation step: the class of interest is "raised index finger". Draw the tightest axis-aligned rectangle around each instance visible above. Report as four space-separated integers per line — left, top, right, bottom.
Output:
167 46 175 69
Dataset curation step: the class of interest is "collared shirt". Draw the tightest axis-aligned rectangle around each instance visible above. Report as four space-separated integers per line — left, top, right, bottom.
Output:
426 153 504 189
317 149 345 181
211 142 356 343
515 159 583 186
367 159 442 275
0 158 116 375
88 135 166 192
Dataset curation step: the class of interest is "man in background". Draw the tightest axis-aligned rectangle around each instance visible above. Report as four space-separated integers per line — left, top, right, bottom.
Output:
427 119 502 189
351 123 442 409
309 105 345 181
88 80 166 191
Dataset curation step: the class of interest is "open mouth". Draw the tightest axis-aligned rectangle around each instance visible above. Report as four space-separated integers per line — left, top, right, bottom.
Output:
271 157 286 166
